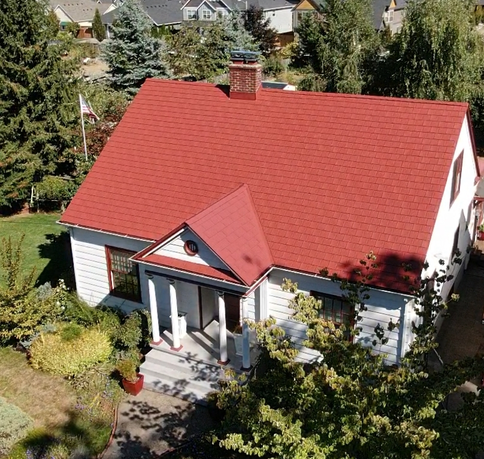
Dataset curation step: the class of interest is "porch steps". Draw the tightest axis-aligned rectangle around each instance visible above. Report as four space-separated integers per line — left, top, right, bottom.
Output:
140 349 236 405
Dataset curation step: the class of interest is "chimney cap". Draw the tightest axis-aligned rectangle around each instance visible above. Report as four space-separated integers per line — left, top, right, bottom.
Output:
230 50 260 64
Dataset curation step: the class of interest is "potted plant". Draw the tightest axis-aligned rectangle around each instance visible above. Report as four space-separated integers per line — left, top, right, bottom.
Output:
233 324 243 356
117 357 144 396
478 224 484 241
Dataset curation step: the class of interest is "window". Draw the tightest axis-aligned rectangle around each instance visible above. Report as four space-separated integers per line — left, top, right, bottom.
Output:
202 9 212 20
186 8 197 19
451 226 460 263
450 151 464 205
386 9 394 22
106 247 141 302
310 291 354 340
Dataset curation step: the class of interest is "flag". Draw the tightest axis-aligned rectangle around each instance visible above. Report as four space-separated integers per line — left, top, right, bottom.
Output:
79 94 99 123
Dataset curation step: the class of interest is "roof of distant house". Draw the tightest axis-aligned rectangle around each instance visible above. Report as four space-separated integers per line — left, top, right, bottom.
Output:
61 79 470 292
50 0 112 22
102 0 184 25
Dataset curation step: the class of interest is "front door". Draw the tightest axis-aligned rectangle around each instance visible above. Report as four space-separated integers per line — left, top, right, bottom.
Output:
224 293 240 332
199 287 217 329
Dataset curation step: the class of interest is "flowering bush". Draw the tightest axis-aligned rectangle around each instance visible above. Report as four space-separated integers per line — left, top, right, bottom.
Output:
0 396 33 455
29 326 112 377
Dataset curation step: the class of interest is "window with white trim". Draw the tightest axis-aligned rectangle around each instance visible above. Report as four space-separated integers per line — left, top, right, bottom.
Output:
202 9 212 19
450 151 464 205
311 291 355 341
106 247 141 302
186 8 197 19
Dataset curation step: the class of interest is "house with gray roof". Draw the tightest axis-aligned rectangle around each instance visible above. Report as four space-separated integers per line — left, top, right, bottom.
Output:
50 0 116 38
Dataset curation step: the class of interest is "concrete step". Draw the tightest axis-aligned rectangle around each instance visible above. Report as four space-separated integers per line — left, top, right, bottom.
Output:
144 350 224 380
140 360 221 393
142 373 210 405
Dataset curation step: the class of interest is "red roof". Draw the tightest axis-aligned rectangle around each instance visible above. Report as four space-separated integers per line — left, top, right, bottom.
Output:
141 254 242 284
186 184 273 285
61 79 470 292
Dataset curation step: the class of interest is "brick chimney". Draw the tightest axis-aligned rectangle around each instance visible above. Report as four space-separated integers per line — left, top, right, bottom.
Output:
229 50 262 100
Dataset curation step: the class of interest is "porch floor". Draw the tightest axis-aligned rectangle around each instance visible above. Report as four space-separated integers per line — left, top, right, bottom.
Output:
152 320 259 371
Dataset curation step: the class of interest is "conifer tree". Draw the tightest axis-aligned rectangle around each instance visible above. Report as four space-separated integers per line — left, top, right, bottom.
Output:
243 5 277 56
102 0 169 94
92 8 106 42
0 0 79 209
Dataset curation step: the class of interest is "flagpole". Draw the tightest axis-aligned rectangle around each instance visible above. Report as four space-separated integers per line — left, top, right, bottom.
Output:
79 94 88 161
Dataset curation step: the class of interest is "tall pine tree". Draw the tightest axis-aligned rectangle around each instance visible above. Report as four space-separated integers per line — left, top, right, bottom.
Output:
102 0 169 94
0 0 79 209
243 5 277 56
93 8 106 42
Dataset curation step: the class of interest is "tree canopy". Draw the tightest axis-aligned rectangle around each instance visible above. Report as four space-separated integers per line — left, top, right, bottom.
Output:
243 5 278 57
92 8 106 42
215 253 484 458
0 0 79 210
102 0 169 94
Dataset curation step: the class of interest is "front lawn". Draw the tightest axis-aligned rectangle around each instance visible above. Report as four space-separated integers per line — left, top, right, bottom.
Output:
0 347 115 459
0 213 73 288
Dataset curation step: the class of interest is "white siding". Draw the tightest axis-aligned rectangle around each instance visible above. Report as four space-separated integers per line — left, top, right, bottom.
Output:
267 269 410 364
264 7 293 34
424 115 479 301
70 227 150 312
245 291 256 321
154 229 229 270
175 281 200 328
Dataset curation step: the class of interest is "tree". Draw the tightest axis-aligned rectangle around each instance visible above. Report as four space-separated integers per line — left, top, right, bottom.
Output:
92 8 106 42
214 253 484 458
102 0 169 94
0 0 79 210
243 5 277 56
387 0 484 102
294 0 379 94
166 17 258 81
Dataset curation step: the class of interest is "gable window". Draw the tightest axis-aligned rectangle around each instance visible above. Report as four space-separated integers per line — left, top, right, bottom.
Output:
310 291 354 340
106 247 141 302
186 8 197 19
202 9 212 20
450 151 464 205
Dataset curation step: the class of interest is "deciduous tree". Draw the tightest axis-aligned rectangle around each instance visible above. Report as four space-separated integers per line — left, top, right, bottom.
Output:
387 0 484 102
214 253 484 458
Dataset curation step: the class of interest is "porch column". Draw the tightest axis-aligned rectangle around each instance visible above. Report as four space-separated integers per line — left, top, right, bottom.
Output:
169 279 182 351
217 291 229 365
147 275 162 345
241 297 251 371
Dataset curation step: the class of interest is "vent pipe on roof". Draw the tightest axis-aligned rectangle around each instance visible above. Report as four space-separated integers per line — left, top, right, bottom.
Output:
229 50 262 101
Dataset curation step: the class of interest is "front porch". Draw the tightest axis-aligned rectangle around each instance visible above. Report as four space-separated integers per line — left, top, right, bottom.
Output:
140 320 259 403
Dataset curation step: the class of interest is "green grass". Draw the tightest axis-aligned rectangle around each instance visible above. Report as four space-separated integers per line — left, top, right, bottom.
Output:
0 213 73 288
0 347 116 459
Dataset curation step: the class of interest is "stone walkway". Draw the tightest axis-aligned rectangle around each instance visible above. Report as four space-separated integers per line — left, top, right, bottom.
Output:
103 390 215 459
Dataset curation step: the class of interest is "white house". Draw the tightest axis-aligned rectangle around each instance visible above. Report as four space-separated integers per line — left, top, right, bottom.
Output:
60 52 481 402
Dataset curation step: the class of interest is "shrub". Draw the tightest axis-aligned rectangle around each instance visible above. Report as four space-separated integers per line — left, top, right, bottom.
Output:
116 357 139 383
263 56 284 77
0 397 33 455
30 326 112 377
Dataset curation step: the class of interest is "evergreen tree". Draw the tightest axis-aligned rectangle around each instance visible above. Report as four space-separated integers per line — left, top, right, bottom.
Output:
102 0 169 94
0 0 79 209
92 8 106 42
243 5 277 56
294 0 379 94
388 0 484 102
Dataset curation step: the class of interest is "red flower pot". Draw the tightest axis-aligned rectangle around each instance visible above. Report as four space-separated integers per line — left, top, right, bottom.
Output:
122 374 144 396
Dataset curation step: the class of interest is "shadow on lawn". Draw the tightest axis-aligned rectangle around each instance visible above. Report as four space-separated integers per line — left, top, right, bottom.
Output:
14 409 111 459
36 232 75 290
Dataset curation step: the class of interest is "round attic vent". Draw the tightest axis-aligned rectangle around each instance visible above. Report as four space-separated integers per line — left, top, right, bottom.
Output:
184 240 199 256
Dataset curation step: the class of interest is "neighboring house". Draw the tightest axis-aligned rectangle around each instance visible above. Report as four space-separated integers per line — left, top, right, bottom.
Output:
60 52 480 402
102 0 183 35
292 0 320 30
50 0 116 38
375 0 407 34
